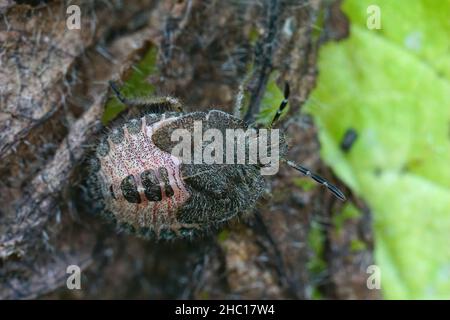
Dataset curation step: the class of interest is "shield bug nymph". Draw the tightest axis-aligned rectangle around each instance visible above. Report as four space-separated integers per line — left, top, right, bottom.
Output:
85 81 345 240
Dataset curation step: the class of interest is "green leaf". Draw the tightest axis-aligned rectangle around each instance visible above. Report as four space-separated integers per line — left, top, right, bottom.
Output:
304 0 450 299
102 46 159 124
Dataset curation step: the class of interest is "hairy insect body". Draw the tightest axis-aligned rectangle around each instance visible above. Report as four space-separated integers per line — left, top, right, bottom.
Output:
88 110 266 240
95 114 193 239
85 82 345 241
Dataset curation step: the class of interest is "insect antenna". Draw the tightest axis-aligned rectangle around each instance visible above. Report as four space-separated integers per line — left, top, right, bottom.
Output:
269 82 290 128
283 159 346 201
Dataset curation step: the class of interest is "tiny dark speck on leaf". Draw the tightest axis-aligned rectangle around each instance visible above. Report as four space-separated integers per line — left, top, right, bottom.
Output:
340 128 358 152
374 168 382 176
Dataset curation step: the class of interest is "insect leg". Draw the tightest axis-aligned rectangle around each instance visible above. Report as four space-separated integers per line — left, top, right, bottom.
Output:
269 82 290 128
109 81 184 114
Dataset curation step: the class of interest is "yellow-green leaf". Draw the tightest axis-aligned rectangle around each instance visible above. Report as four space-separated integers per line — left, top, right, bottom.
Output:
305 0 450 299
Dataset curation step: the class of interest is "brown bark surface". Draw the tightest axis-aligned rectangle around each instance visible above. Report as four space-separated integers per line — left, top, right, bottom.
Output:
0 0 379 299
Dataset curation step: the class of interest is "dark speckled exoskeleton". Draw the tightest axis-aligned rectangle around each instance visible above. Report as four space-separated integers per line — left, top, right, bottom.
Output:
86 81 345 240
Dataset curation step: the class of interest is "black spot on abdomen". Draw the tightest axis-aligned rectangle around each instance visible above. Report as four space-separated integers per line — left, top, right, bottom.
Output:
159 167 174 197
120 175 141 203
141 169 162 201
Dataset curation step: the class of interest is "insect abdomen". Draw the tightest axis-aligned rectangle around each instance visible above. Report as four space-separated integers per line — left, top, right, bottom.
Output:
91 113 191 239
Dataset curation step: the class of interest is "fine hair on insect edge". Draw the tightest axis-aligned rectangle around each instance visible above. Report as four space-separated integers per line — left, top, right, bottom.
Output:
84 80 345 241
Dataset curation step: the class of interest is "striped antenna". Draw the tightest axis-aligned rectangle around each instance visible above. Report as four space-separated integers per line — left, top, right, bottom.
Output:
284 159 346 201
